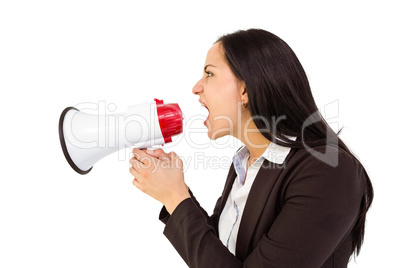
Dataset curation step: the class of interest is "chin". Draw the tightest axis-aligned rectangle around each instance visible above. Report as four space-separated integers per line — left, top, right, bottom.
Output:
208 128 229 140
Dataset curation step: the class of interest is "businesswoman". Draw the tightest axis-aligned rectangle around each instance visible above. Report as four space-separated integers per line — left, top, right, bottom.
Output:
129 29 373 267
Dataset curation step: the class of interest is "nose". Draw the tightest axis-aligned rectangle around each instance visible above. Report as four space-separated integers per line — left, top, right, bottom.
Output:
192 78 204 95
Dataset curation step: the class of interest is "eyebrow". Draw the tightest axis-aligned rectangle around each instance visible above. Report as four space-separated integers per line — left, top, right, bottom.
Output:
204 64 217 72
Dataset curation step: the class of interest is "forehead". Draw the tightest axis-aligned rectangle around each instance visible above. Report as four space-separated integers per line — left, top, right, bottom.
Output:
205 42 225 64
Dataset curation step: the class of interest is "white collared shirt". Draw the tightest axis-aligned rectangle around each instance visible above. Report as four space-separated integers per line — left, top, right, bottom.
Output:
218 137 297 255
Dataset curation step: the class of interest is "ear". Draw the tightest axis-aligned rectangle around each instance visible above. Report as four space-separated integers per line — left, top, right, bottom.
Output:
239 82 249 106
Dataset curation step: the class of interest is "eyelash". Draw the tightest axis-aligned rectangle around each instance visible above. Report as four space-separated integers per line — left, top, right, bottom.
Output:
205 71 213 78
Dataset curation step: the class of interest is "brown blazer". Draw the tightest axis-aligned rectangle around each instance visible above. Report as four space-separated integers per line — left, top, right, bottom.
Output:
159 143 367 267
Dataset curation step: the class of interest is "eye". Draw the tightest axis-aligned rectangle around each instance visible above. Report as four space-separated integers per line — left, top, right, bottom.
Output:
205 70 213 78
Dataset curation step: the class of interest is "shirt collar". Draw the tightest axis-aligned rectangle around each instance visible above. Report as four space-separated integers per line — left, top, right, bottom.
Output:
232 136 297 171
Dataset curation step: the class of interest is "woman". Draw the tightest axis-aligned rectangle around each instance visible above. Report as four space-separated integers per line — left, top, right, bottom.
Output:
129 28 373 267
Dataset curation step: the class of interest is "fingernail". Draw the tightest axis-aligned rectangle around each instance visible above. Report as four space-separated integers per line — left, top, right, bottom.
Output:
146 150 154 154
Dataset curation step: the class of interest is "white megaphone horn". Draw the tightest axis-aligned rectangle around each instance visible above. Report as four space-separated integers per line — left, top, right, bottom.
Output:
59 98 183 175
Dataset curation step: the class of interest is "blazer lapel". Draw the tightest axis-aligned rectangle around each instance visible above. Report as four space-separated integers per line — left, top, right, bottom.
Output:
235 147 298 260
217 163 237 216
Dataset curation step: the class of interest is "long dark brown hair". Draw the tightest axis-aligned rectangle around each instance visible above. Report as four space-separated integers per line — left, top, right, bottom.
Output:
215 28 373 256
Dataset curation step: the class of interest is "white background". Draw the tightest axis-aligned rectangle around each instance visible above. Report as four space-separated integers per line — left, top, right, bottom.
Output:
1 0 401 267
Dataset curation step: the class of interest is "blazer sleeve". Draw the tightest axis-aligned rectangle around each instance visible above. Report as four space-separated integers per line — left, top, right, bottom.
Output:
159 188 222 235
158 150 366 268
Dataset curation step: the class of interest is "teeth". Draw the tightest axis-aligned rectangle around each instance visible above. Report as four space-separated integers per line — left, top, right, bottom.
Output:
201 103 208 110
200 103 209 119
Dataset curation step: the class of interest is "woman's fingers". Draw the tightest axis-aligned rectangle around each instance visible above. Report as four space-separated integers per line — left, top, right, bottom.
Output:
132 177 143 192
129 166 146 192
129 166 142 181
132 148 152 166
130 156 145 171
168 151 177 159
145 148 171 161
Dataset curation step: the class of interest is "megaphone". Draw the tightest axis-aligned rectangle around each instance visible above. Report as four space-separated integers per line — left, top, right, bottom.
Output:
59 98 183 175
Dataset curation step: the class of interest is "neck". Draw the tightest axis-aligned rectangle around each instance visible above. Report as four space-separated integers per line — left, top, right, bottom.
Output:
237 117 271 165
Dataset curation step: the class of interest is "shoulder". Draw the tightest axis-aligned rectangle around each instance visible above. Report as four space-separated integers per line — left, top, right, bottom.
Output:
282 144 366 201
287 144 362 175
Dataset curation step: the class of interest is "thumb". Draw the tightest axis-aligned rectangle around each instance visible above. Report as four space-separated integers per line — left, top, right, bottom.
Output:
145 148 171 161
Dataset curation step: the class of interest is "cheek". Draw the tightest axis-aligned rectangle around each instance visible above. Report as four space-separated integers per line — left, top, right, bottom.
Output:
210 97 239 128
214 87 239 117
207 76 241 124
221 101 237 117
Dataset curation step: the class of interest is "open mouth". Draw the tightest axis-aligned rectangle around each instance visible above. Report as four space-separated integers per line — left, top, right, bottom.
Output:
200 101 210 126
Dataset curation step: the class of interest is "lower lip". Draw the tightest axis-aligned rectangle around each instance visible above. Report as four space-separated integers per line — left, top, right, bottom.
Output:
204 115 209 125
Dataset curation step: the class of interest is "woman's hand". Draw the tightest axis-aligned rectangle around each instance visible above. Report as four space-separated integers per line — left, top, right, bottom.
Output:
129 148 191 214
